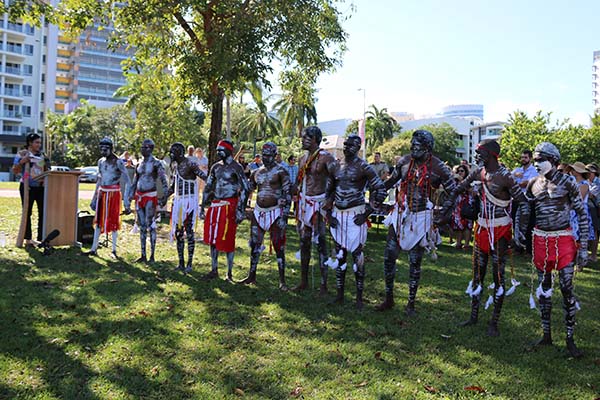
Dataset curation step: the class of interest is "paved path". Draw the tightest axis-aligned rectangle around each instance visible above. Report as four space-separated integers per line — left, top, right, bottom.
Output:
0 189 95 200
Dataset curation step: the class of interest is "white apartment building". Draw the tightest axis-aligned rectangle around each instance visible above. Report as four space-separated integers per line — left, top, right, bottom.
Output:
467 121 505 164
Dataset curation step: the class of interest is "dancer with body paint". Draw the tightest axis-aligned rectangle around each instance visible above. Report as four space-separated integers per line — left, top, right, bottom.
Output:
522 142 587 358
326 134 387 309
375 130 456 315
84 137 131 258
238 142 291 289
445 139 528 336
203 140 250 280
166 142 207 273
127 139 169 264
293 126 337 294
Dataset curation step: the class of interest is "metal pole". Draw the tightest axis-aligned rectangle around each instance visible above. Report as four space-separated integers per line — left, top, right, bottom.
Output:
358 88 366 159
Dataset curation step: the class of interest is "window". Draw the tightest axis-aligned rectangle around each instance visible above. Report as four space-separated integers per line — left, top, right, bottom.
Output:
43 35 47 44
24 44 34 56
22 106 32 117
23 64 33 76
41 73 45 83
22 85 32 97
40 92 44 102
42 55 46 64
40 111 44 120
26 24 34 35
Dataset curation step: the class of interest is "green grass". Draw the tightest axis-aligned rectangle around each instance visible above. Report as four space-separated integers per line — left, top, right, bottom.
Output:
0 197 599 399
0 182 97 191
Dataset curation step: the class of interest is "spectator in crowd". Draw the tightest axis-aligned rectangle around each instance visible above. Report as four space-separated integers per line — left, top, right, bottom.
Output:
512 149 538 253
275 153 284 165
370 152 389 180
512 149 538 191
249 154 262 170
451 164 473 249
186 145 199 164
195 148 209 172
286 155 299 216
238 155 251 179
586 163 600 262
286 155 298 184
569 162 594 267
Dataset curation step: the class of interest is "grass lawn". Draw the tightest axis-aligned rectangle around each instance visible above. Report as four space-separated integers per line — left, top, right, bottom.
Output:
0 196 599 399
0 182 97 191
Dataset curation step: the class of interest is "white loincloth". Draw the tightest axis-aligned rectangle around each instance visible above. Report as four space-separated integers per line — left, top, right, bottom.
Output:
254 205 282 231
383 200 438 251
329 205 367 253
297 192 326 229
169 173 199 242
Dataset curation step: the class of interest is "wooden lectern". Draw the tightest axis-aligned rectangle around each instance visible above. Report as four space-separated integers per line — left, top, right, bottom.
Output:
35 171 83 246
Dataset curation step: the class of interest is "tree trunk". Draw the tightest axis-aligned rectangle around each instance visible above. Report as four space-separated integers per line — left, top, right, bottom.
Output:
208 88 224 167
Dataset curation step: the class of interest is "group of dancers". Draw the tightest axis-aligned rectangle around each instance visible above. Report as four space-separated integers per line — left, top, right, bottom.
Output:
84 127 588 358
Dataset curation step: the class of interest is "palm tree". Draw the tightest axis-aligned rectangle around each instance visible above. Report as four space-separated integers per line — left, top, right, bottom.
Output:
365 105 399 152
239 82 282 154
273 82 317 138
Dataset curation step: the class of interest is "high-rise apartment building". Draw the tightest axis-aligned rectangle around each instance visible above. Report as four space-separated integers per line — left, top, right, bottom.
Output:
594 50 600 115
47 23 131 114
0 9 131 180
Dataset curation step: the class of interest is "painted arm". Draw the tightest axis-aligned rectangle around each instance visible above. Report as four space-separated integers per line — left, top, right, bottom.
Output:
117 160 132 212
126 167 138 206
157 161 170 207
90 160 101 211
364 163 386 214
202 166 216 207
568 179 589 267
236 164 250 224
384 158 404 190
277 167 292 229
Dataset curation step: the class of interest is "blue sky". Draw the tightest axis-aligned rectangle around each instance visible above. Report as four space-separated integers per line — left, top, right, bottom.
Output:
312 0 600 125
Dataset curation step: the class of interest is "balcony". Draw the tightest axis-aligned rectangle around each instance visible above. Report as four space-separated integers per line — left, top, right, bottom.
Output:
2 87 23 101
0 22 27 40
0 44 26 61
0 66 25 81
2 110 23 122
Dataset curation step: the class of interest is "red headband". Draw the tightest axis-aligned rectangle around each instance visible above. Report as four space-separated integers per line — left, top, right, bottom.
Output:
476 143 499 159
217 140 234 153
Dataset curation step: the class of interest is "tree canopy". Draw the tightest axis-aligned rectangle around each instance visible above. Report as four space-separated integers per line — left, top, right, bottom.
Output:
500 111 600 168
11 0 350 165
373 123 460 166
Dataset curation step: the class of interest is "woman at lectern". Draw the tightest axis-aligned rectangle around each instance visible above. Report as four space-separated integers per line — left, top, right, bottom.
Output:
12 133 50 246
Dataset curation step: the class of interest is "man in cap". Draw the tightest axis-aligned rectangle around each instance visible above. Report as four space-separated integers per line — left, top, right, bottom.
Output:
165 142 207 273
127 139 169 264
445 139 529 336
376 130 457 315
326 134 387 309
203 140 250 280
238 142 291 289
520 142 587 358
85 137 131 258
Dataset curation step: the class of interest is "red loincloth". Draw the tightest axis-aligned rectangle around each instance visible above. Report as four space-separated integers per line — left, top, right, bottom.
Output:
204 198 238 252
135 190 158 210
94 185 121 234
533 228 577 272
474 223 512 255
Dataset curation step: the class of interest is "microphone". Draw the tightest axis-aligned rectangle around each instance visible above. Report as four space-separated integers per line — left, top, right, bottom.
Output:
39 229 60 249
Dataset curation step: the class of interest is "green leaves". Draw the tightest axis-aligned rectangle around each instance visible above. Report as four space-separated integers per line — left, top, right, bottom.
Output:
501 111 599 168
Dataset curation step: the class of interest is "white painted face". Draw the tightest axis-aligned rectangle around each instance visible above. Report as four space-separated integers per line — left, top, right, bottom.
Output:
534 160 552 176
